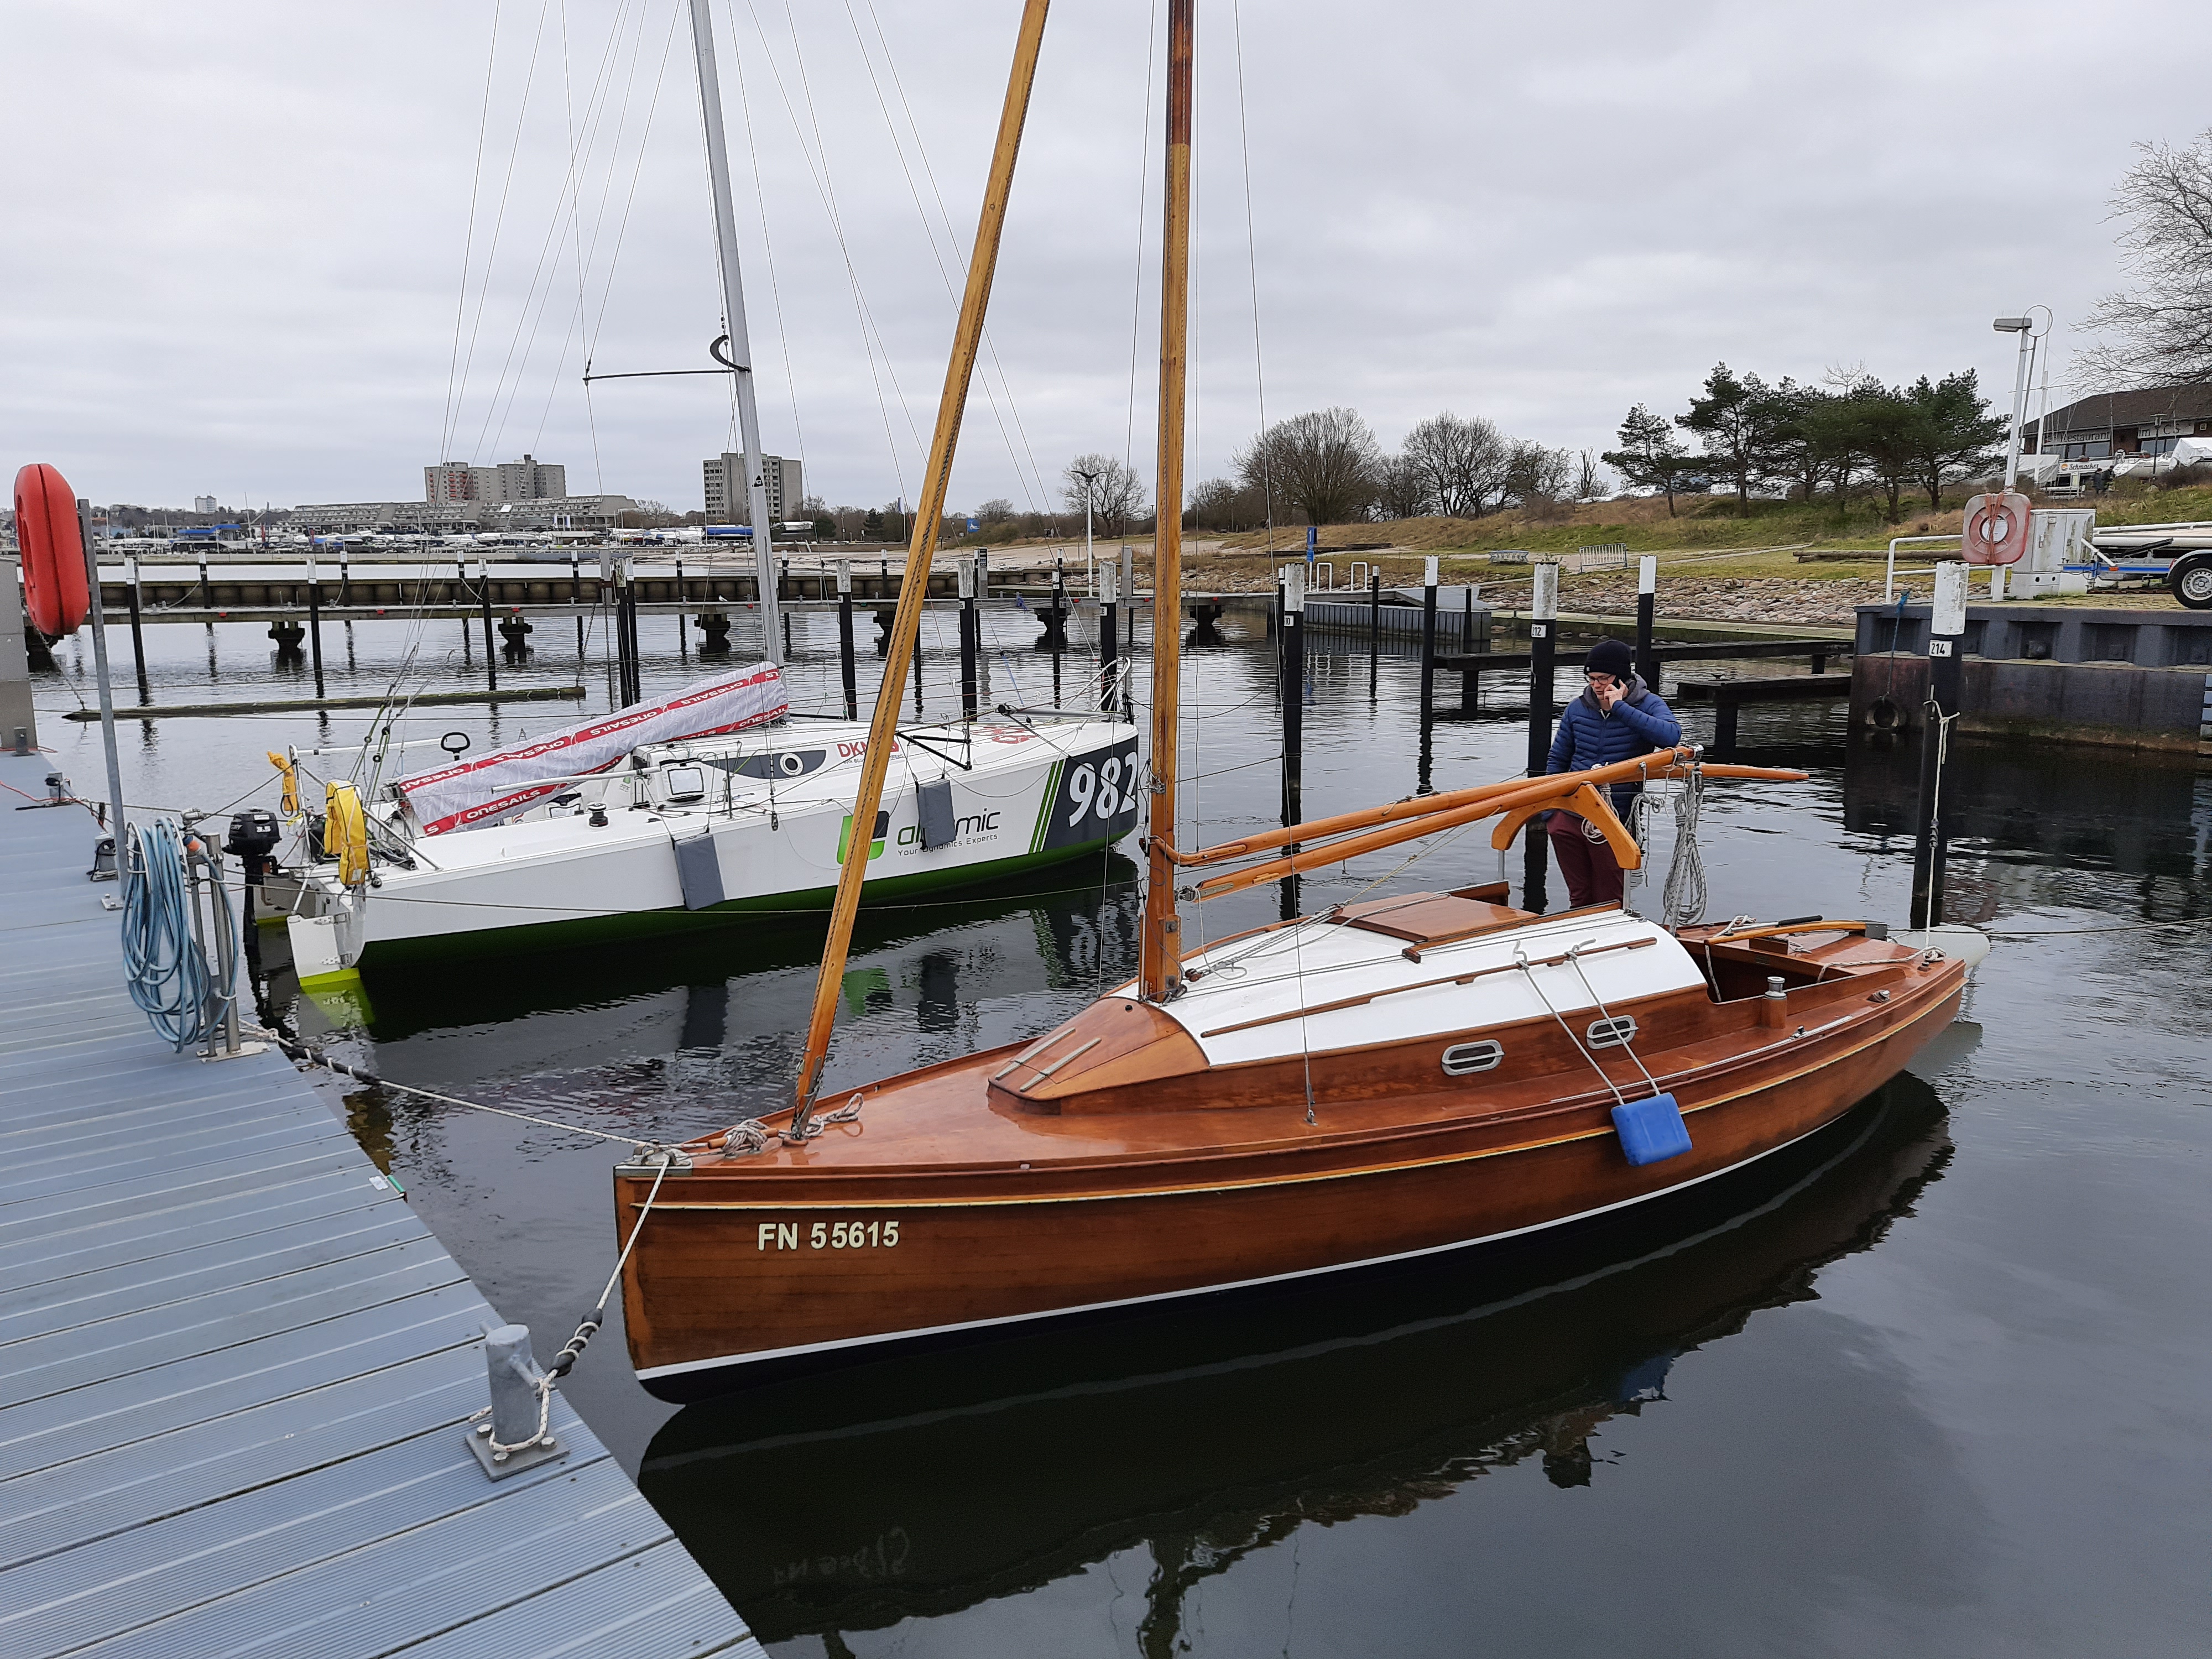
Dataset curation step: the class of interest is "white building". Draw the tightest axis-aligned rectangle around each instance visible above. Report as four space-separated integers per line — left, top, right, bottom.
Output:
193 494 218 514
294 493 636 534
422 454 568 505
702 453 802 525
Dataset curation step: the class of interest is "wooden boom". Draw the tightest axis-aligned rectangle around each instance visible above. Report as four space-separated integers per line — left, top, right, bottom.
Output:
788 0 1052 1128
1186 750 1806 903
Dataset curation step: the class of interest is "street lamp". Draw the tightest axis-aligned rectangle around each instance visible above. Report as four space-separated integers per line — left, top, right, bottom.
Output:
1073 466 1102 594
1993 315 2036 492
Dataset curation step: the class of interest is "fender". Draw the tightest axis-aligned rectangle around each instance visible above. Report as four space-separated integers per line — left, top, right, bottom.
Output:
12 463 90 637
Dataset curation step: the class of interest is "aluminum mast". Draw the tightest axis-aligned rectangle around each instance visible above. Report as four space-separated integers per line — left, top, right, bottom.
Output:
687 0 784 665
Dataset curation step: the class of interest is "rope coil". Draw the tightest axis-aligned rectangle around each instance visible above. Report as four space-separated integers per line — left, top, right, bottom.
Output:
121 819 236 1052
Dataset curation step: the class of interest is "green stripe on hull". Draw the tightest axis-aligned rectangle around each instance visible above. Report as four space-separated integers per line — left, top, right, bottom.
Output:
1027 758 1065 855
347 836 1124 973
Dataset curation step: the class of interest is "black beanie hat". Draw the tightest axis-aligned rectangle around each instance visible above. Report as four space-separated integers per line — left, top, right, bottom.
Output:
1586 638 1634 680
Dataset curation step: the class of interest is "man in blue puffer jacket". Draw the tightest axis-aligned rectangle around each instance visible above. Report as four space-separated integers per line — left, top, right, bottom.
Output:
1544 637 1681 908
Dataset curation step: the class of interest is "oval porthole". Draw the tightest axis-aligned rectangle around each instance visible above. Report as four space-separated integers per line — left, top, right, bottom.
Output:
1588 1016 1637 1049
1442 1039 1504 1077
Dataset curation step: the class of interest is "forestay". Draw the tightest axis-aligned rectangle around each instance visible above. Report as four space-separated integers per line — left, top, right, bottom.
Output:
397 665 788 834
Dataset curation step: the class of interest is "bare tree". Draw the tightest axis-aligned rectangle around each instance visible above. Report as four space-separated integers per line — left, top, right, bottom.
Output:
1061 454 1148 535
1234 408 1381 525
1573 450 1610 501
1503 441 1575 512
1372 453 1433 519
977 498 1016 525
2081 129 2212 388
1188 477 1271 531
1401 411 1510 518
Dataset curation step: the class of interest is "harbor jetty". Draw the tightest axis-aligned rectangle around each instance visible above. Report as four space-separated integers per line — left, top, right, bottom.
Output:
0 749 765 1659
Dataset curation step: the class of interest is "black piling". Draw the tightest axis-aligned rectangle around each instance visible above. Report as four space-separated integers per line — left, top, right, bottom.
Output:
1522 562 1559 912
1281 568 1305 837
837 560 858 720
1634 554 1658 690
126 563 146 685
1100 561 1121 717
1368 568 1382 698
477 567 497 692
959 557 979 721
307 578 325 700
675 559 688 661
1418 559 1438 724
338 545 351 607
1909 565 1966 928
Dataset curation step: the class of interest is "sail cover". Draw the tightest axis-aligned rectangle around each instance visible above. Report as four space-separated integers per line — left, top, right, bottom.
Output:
395 664 788 834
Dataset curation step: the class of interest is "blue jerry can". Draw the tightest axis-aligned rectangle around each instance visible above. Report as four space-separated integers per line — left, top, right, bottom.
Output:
1611 1092 1692 1166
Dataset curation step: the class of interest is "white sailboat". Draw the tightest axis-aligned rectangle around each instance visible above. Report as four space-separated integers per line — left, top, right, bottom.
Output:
278 0 1134 998
284 697 1137 992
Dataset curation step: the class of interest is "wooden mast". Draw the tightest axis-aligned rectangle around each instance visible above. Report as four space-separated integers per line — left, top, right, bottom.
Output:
787 0 1053 1129
1139 0 1195 1003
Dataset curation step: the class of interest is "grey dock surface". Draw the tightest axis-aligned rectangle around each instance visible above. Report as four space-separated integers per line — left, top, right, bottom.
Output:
0 750 763 1659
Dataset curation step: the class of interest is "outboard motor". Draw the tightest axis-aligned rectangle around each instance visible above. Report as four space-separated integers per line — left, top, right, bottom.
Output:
225 809 283 886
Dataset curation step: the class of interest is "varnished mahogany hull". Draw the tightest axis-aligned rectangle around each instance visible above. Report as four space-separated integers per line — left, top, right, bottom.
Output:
620 964 1963 1396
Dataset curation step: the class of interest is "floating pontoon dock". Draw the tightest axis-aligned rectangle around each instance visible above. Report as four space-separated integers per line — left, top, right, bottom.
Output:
0 749 763 1659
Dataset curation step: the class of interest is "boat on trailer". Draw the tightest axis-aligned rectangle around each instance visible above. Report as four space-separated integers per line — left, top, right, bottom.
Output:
611 0 1983 1399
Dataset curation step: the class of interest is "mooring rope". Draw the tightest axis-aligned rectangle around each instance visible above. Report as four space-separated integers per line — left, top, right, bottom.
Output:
260 1029 691 1155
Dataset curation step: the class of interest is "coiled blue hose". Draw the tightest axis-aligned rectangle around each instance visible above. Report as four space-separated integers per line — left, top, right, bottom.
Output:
120 818 236 1051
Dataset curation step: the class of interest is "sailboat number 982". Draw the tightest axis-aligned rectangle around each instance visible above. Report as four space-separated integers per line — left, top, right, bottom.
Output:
757 1220 900 1250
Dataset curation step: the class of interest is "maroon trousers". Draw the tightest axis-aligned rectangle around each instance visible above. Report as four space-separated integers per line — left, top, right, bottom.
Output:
1546 812 1624 909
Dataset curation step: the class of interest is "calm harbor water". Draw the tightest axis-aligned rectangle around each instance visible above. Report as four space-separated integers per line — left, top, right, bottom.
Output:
28 601 2211 1656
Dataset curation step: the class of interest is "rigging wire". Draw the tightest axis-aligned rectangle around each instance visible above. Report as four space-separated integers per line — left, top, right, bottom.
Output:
479 0 644 462
848 0 1051 515
1230 0 1276 552
733 0 913 503
729 7 810 486
1125 0 1161 487
442 0 506 466
451 0 556 466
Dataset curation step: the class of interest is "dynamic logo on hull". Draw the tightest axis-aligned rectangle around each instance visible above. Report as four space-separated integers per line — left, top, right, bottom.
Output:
837 810 891 861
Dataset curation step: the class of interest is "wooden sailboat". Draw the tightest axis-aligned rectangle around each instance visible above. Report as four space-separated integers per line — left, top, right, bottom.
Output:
613 0 1976 1398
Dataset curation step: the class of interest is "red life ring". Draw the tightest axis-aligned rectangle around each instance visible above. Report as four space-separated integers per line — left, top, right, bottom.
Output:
1960 489 2031 565
13 463 90 636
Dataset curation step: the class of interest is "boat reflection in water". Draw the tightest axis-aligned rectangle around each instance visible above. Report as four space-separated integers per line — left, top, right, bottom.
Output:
640 1071 1955 1651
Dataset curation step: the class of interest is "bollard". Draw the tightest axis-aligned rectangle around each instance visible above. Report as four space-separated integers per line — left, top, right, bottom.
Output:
958 555 979 720
468 1323 567 1479
1099 559 1121 717
1634 555 1658 690
837 559 858 719
1418 556 1439 723
1523 562 1559 912
1909 561 1968 928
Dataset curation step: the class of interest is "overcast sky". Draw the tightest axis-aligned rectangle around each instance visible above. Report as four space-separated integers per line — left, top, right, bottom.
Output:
3 0 2206 518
